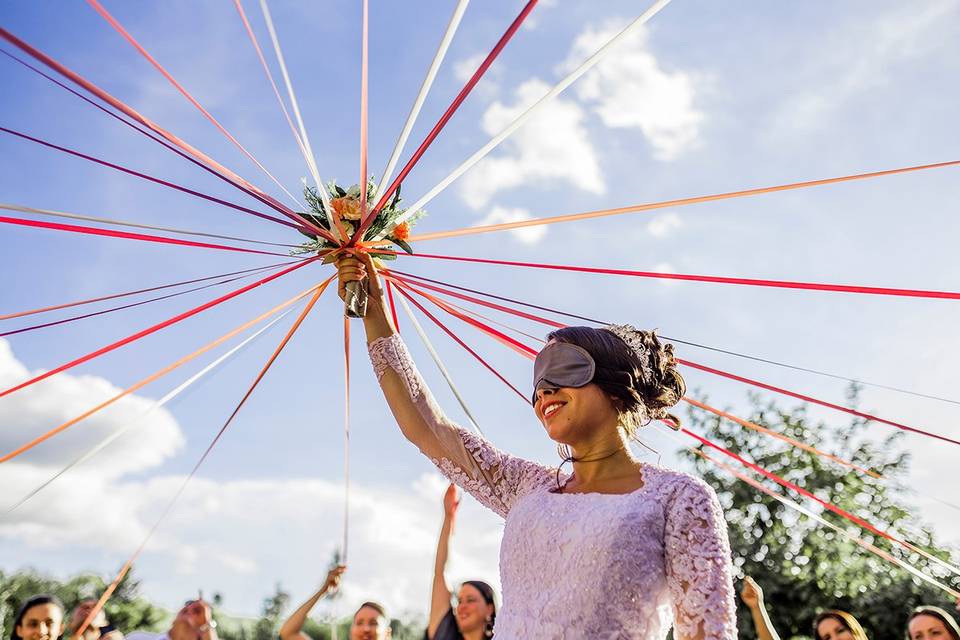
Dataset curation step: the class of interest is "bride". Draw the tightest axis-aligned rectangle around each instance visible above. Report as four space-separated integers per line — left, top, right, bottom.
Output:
337 254 736 639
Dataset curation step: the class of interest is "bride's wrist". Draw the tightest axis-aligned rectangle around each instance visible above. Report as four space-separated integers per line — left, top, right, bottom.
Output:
362 294 395 339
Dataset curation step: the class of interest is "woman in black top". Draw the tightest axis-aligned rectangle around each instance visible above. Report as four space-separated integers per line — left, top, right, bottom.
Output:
425 484 496 640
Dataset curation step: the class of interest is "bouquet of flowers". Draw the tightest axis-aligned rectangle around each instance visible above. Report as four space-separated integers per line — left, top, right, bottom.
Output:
293 178 424 259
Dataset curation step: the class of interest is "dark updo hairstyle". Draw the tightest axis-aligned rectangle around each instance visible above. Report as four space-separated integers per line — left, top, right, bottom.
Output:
546 326 685 435
812 610 869 640
906 606 960 640
11 595 65 640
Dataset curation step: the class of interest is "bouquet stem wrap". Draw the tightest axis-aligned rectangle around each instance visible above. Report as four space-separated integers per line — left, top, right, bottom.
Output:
344 280 368 318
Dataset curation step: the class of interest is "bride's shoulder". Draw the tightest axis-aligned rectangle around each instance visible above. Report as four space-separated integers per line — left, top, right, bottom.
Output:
643 465 718 501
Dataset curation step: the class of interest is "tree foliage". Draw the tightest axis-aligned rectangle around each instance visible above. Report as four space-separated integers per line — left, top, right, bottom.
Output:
679 387 959 640
0 567 166 640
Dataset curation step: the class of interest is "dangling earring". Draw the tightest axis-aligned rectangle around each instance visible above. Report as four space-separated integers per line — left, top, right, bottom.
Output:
484 616 494 638
555 443 574 490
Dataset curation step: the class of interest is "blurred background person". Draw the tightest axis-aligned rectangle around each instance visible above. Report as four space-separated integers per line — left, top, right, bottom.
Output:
907 606 960 640
126 599 217 640
11 595 64 640
349 602 391 640
425 484 496 640
741 576 869 640
67 600 124 640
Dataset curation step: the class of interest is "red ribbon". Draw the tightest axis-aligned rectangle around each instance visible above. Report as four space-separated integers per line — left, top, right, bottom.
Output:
389 277 537 358
353 0 540 240
386 270 565 329
1 267 286 338
681 427 935 562
72 279 330 638
0 50 306 233
390 284 933 567
387 270 957 447
0 126 301 230
678 360 960 447
384 280 400 332
0 214 294 257
0 27 333 241
0 259 315 399
385 250 960 301
392 283 530 403
0 262 294 321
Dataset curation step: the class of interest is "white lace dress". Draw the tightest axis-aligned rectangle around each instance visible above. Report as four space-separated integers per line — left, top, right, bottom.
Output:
370 334 737 640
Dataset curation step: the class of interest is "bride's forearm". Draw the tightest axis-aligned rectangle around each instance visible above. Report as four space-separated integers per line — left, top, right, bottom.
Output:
342 253 459 459
361 286 395 342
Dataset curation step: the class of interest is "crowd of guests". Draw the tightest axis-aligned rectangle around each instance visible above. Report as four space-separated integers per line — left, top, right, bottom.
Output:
9 482 960 640
740 577 960 640
8 483 493 640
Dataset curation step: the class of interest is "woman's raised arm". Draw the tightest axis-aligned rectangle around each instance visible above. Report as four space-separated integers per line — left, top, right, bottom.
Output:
337 252 553 517
279 566 346 640
426 484 459 639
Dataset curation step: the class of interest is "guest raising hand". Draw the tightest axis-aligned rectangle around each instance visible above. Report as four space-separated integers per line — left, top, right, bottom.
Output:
425 483 496 640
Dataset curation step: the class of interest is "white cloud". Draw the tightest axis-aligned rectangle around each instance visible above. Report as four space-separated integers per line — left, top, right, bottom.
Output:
453 53 487 83
563 22 703 160
771 0 959 132
646 212 682 238
474 206 547 244
452 53 501 100
651 262 679 287
0 342 503 617
459 79 605 209
521 0 557 31
0 338 184 473
0 468 503 616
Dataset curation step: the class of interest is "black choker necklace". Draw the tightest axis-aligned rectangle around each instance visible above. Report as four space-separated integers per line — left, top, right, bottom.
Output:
555 448 624 490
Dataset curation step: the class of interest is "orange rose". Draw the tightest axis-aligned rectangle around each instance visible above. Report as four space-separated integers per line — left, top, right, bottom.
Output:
392 221 410 242
331 196 362 221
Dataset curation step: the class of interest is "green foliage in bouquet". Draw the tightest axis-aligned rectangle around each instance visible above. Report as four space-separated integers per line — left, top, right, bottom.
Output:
293 178 424 260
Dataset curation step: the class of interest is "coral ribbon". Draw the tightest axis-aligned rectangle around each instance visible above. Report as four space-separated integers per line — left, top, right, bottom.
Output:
385 249 960 301
0 212 294 257
407 160 960 242
354 0 540 239
0 260 315 400
73 279 329 637
0 262 293 321
0 281 328 463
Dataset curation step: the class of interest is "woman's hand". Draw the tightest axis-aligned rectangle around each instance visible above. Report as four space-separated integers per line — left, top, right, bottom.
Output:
443 483 461 519
335 250 394 339
335 251 384 303
740 576 763 610
323 564 347 593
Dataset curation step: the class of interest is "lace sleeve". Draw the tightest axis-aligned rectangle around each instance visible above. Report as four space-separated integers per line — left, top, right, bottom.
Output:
663 476 737 640
369 334 554 518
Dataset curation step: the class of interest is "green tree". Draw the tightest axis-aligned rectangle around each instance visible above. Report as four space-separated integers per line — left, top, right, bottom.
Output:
679 387 959 640
252 584 290 640
0 567 165 639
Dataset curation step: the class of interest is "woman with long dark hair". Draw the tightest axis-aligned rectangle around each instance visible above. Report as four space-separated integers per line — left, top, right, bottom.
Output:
11 595 64 640
425 484 496 640
337 254 736 638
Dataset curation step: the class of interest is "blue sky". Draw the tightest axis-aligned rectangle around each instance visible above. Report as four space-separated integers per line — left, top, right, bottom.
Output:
2 0 959 622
